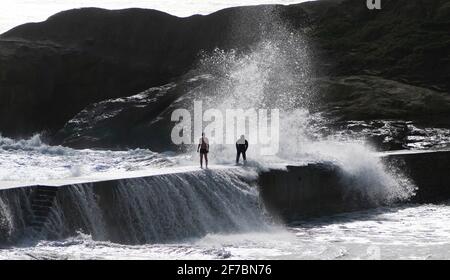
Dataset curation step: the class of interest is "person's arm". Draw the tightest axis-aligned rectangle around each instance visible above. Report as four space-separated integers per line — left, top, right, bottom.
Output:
197 138 201 152
236 142 238 150
245 140 249 151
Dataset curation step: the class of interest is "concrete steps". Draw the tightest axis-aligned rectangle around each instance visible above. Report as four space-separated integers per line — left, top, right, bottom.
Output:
28 186 58 232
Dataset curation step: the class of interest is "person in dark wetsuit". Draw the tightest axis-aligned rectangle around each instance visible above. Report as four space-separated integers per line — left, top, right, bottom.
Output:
197 132 209 169
236 135 248 165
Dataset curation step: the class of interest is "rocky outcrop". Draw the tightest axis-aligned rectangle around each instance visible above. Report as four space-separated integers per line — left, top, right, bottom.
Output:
329 119 450 151
0 5 308 137
0 0 449 145
53 75 212 150
314 75 450 122
56 74 450 151
308 0 450 92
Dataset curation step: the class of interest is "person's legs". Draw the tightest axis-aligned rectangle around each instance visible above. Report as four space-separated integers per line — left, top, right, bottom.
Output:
242 151 246 162
236 150 240 164
205 153 208 168
200 153 203 168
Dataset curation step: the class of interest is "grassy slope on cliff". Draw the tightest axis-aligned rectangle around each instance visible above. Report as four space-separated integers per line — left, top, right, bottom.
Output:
307 0 450 92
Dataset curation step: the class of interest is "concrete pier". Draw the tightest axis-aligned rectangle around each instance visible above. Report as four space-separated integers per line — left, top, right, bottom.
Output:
1 150 449 233
258 150 450 222
381 150 450 203
0 165 254 245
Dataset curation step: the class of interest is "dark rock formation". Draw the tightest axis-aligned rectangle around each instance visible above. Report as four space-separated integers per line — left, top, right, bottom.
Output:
0 0 449 148
314 75 450 122
329 120 450 151
56 74 450 151
308 0 450 92
1 5 308 137
53 74 212 150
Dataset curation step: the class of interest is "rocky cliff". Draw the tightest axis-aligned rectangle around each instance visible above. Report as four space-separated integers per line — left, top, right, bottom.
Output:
0 0 448 149
0 6 299 136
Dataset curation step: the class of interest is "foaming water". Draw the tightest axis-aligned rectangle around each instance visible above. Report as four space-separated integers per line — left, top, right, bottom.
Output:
0 134 174 182
297 141 416 204
0 6 416 202
168 10 416 204
2 203 450 260
0 4 429 259
0 196 13 240
0 168 272 245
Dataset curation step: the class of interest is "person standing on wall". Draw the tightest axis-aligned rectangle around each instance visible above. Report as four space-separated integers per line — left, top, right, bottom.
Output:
236 135 248 165
197 132 209 169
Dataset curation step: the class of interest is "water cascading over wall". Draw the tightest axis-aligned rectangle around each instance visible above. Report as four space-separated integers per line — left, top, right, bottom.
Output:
0 168 269 246
0 187 33 245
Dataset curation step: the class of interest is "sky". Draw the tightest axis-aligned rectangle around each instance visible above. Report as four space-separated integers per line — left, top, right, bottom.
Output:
0 0 313 34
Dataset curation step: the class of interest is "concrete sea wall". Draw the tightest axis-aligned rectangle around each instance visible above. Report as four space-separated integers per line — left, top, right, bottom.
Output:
1 150 449 244
258 150 450 222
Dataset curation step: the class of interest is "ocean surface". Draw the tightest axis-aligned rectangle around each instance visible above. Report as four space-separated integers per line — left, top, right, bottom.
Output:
1 1 449 259
1 135 449 260
2 203 450 260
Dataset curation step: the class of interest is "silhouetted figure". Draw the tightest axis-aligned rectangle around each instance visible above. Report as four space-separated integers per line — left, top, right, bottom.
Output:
197 132 209 169
179 141 187 153
236 135 248 165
